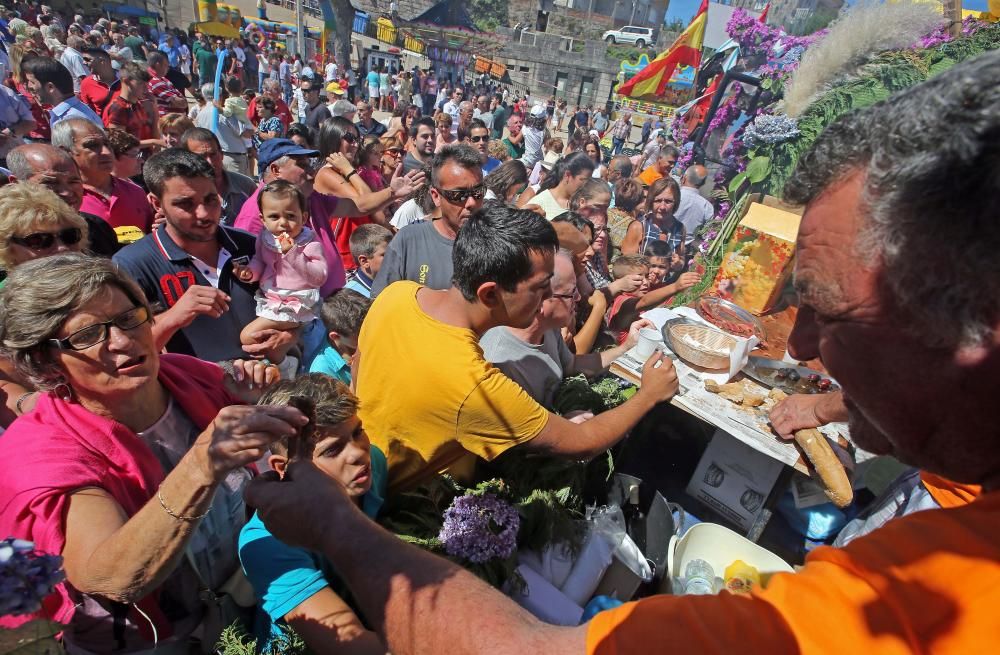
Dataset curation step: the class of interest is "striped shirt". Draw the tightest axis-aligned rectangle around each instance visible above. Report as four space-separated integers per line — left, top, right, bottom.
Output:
147 70 183 116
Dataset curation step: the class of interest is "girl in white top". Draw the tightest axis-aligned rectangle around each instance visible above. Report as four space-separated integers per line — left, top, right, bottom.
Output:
524 151 595 220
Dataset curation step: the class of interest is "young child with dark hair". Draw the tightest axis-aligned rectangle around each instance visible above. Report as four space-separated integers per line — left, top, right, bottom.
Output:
606 253 700 344
309 289 371 383
344 224 392 298
236 180 327 362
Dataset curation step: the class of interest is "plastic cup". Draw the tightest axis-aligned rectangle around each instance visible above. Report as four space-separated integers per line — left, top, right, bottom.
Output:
635 327 663 359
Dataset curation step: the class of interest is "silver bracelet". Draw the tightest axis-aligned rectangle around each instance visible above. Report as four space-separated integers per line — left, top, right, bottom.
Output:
15 391 36 415
157 486 211 522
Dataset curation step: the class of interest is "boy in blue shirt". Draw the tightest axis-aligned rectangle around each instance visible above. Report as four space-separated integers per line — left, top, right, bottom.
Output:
344 223 392 298
306 289 370 383
239 374 387 654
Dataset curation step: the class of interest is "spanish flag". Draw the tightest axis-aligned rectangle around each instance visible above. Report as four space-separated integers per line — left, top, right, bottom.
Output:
618 0 709 100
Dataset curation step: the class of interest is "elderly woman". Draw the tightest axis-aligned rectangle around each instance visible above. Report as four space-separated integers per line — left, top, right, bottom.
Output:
0 253 303 652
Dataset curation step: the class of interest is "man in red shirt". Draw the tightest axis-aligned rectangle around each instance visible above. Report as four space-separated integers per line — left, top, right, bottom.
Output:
103 62 158 149
78 47 120 117
248 78 292 128
146 51 187 117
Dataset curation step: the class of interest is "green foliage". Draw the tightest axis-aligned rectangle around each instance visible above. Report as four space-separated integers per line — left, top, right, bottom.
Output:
745 156 771 183
664 18 685 32
607 44 649 62
469 0 508 32
216 621 308 655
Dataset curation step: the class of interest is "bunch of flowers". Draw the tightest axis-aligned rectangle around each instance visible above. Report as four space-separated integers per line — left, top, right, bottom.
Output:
439 494 520 564
919 16 988 48
0 538 66 616
742 113 801 150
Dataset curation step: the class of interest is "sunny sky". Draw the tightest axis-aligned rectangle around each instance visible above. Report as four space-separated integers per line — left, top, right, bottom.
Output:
664 0 990 26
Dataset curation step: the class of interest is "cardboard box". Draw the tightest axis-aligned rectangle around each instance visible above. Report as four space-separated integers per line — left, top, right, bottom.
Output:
712 201 802 315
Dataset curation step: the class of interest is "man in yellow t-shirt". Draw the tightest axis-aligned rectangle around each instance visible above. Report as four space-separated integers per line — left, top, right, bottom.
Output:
355 202 679 494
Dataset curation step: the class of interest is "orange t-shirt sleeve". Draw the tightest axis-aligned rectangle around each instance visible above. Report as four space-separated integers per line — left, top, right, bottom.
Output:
920 471 981 509
456 367 550 461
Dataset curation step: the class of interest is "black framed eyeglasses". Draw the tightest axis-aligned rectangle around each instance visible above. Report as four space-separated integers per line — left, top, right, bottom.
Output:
435 183 486 204
10 227 83 250
48 306 151 351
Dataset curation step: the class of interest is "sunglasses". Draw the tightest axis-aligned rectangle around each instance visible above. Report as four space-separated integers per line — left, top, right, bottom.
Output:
469 135 488 143
11 227 83 250
435 183 486 204
342 133 358 144
48 305 151 351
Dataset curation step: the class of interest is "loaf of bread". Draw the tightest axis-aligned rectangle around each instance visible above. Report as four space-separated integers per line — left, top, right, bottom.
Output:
793 428 853 507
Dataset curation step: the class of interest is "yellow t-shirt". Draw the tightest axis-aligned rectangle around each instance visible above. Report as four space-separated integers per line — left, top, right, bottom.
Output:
356 281 550 493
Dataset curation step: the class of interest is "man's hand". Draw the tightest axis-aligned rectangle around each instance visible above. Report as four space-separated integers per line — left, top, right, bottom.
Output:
609 273 645 296
244 460 354 552
166 285 231 328
675 271 701 291
769 391 846 439
242 327 298 358
193 405 308 483
622 318 654 350
389 166 426 200
636 351 678 403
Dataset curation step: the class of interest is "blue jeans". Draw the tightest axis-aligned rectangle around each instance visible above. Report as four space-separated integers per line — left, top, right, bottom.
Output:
258 70 265 92
612 137 625 155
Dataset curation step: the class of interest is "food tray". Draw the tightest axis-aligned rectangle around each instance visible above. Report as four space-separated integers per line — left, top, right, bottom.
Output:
743 357 840 395
696 296 767 343
667 323 736 370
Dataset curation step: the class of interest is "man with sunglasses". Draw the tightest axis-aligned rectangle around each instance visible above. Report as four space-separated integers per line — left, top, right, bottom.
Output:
301 78 331 132
6 143 119 257
355 100 386 138
77 47 120 118
464 119 499 175
372 144 484 298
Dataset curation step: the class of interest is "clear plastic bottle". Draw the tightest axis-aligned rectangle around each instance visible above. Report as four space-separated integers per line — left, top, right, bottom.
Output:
683 559 716 595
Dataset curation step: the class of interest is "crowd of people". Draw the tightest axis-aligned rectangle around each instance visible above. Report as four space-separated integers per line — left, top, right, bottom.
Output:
0 3 996 654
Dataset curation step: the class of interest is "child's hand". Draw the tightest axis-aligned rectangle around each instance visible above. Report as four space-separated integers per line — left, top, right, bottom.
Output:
277 232 294 254
232 263 254 282
676 271 701 291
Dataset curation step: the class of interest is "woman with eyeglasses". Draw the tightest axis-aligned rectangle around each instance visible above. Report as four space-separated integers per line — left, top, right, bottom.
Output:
0 253 299 653
620 176 686 262
378 134 405 179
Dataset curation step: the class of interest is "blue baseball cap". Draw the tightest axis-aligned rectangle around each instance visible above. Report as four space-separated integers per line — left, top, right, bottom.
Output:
257 139 319 170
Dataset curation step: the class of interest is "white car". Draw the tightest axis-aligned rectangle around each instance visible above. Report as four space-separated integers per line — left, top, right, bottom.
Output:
602 25 654 48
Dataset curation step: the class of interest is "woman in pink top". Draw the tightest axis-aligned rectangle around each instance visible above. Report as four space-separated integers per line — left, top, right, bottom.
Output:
0 253 297 653
235 180 327 362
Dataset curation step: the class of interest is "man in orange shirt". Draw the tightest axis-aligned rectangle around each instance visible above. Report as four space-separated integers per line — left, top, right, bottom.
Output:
242 51 1000 654
637 147 678 186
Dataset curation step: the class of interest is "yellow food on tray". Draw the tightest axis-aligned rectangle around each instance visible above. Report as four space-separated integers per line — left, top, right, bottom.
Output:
724 559 761 594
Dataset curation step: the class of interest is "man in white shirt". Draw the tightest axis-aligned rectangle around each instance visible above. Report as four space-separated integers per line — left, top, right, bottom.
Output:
674 164 715 242
59 35 90 94
472 95 494 132
108 32 134 70
194 82 252 176
325 56 338 83
23 56 102 130
442 88 462 125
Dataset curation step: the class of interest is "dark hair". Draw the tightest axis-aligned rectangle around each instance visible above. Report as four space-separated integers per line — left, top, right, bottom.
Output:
552 211 595 240
81 46 110 61
645 239 673 259
644 176 681 216
179 127 221 151
257 178 307 213
459 118 487 143
260 96 276 112
286 122 313 147
317 116 358 159
539 151 595 192
484 159 527 199
225 74 243 94
430 144 483 188
614 178 644 213
22 57 73 96
452 203 559 302
410 116 435 139
106 128 139 156
319 289 371 339
143 148 216 198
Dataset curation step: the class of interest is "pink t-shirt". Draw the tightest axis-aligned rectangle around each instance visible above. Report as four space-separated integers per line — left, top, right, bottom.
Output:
79 176 154 232
233 183 347 296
